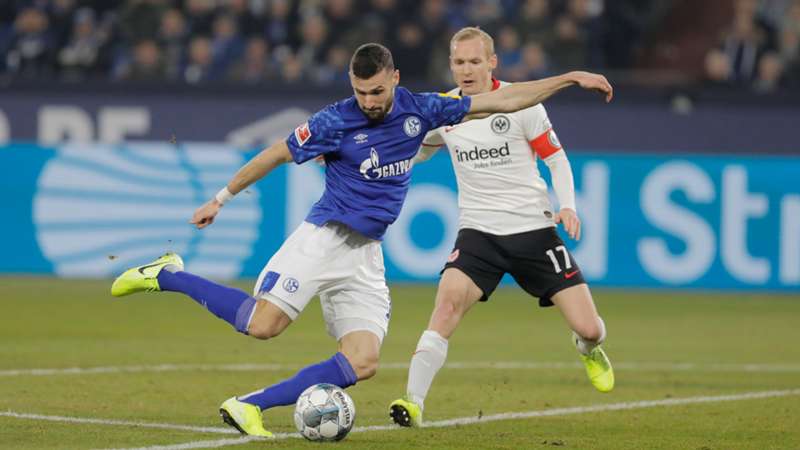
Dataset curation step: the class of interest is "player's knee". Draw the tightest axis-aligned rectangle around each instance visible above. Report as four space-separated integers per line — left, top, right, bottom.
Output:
574 318 605 343
348 352 379 381
247 319 283 340
434 292 468 319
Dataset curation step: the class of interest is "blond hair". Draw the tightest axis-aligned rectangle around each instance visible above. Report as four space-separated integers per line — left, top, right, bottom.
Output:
450 27 495 57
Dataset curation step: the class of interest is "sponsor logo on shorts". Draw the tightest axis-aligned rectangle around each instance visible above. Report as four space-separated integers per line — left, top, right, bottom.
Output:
294 122 311 146
564 270 580 279
447 249 460 263
282 277 300 293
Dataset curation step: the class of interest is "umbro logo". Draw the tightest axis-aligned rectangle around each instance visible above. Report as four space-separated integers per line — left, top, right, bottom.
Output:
354 133 368 144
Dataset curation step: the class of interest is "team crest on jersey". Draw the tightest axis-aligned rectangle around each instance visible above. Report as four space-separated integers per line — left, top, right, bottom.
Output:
548 129 562 148
403 116 422 137
490 115 510 134
294 122 311 146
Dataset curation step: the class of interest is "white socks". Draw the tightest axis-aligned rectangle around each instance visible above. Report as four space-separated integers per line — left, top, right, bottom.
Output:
574 316 606 355
407 330 448 410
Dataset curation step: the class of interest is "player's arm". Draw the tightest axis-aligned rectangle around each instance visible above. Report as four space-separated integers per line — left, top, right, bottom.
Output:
464 71 612 121
413 130 445 164
190 140 293 229
545 150 580 241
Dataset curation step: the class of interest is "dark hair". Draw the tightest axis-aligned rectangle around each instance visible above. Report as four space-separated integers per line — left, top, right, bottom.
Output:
350 43 394 79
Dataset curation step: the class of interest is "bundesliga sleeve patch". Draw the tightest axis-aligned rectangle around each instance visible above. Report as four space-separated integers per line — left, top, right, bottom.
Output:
529 128 562 159
294 122 311 146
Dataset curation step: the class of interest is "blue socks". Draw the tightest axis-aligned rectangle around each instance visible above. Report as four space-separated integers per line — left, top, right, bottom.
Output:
155 270 359 411
156 270 256 334
239 352 358 410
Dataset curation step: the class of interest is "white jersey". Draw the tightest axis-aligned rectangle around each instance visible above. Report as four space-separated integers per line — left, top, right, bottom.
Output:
422 81 567 235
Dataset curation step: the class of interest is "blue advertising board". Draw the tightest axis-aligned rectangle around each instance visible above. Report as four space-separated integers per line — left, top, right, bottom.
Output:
2 142 798 291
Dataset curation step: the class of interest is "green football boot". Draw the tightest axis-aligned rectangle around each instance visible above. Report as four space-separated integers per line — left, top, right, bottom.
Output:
110 252 184 297
389 397 423 427
575 334 615 393
219 397 273 438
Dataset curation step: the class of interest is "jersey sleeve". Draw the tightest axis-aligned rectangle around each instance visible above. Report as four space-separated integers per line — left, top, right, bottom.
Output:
416 92 472 129
285 104 343 164
521 104 563 160
421 129 445 148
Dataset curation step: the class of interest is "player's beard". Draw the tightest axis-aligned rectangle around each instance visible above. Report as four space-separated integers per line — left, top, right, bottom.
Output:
361 98 393 122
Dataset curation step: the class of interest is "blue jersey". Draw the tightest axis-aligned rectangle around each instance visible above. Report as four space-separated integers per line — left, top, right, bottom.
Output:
285 87 471 240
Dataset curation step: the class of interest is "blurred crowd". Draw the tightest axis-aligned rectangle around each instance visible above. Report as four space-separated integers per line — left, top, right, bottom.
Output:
704 0 800 92
1 0 799 92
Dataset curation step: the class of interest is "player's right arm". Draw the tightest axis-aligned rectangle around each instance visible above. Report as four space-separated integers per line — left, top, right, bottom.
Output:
465 71 612 121
192 105 342 229
191 140 293 229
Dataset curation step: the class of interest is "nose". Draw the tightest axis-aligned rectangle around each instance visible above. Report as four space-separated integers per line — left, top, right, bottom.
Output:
364 96 379 110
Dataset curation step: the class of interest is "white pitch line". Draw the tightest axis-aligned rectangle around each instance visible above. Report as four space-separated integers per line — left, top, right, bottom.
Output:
3 360 800 377
69 388 800 450
0 411 238 435
93 437 261 450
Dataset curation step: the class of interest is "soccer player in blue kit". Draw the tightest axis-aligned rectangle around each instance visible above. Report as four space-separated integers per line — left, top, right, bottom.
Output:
110 43 612 437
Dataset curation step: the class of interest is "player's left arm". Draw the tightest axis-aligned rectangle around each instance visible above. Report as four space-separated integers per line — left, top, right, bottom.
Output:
524 106 580 241
465 71 612 121
190 140 293 229
545 150 580 241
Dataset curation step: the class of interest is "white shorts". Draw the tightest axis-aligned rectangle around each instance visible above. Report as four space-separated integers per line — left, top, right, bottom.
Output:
253 221 391 342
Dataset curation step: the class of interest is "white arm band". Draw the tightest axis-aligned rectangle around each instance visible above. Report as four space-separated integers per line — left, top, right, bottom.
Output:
215 187 235 205
543 150 576 212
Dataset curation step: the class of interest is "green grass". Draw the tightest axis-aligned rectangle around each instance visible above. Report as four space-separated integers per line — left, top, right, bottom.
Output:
1 277 799 449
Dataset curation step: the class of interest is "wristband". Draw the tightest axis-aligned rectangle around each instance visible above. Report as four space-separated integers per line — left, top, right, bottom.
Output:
215 187 234 205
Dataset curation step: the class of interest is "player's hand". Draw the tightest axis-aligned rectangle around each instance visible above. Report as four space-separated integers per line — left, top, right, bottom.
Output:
190 199 222 229
555 208 581 241
568 71 613 103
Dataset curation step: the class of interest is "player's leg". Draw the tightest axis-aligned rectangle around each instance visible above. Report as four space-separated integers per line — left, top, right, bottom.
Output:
550 283 604 349
220 336 358 438
427 268 485 338
110 252 265 336
390 268 484 427
392 229 506 427
338 329 382 380
221 223 373 436
550 283 613 392
506 227 614 392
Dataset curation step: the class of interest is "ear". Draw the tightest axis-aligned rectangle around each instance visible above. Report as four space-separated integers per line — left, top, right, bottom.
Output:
488 53 498 71
392 69 400 86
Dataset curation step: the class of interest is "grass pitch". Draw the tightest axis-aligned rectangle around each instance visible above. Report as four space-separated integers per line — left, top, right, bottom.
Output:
1 278 799 449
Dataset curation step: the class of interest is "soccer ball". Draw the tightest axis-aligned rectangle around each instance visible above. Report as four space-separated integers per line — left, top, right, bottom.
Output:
294 383 356 441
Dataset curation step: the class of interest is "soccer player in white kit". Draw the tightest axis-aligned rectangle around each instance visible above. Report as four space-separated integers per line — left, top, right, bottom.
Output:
390 28 615 427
